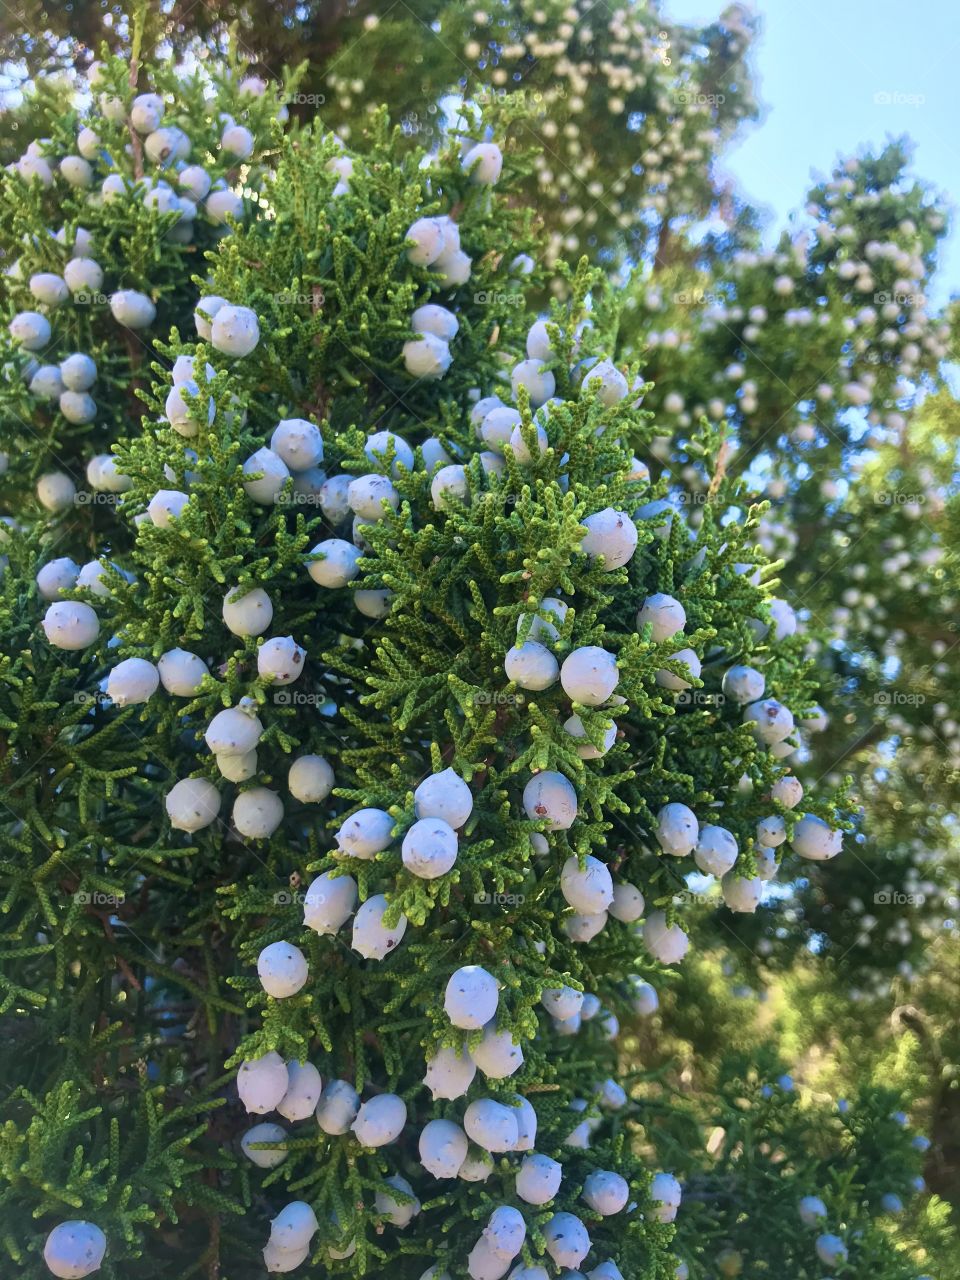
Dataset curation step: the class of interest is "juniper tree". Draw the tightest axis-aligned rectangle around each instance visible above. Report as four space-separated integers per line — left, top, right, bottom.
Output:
2 106 919 1278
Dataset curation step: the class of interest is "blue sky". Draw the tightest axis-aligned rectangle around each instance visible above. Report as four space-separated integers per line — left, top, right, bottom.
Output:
666 0 960 301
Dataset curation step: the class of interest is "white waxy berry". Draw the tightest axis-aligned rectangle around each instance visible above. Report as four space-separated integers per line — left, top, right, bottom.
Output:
544 1212 590 1268
106 658 159 707
242 448 290 504
560 646 619 706
643 911 689 964
348 474 399 520
222 586 273 636
755 847 778 881
30 271 69 307
110 289 156 329
771 775 803 809
354 588 393 618
352 1093 407 1146
288 755 335 804
651 1172 682 1222
415 768 473 828
131 92 164 133
10 310 51 350
467 1237 510 1280
562 911 608 943
580 508 638 570
165 381 214 437
60 353 97 391
561 855 614 915
656 648 702 691
77 127 100 159
234 788 284 839
769 598 797 640
798 1195 828 1227
541 986 583 1021
179 165 211 200
583 1170 629 1215
792 814 843 861
630 978 659 1015
523 771 577 830
470 394 504 427
508 1095 537 1151
694 825 738 877
351 894 407 959
158 648 207 695
815 1234 847 1267
241 1122 288 1168
564 714 617 759
420 1118 469 1177
406 217 447 266
263 1237 307 1273
608 881 644 923
581 358 628 405
421 436 452 472
194 295 227 339
431 463 469 510
637 593 685 642
424 1046 477 1100
472 1023 524 1079
756 815 786 847
87 455 129 492
257 941 307 997
29 364 63 400
217 751 257 783
269 1202 319 1253
402 817 458 878
480 406 521 453
656 803 699 857
336 807 394 858
63 257 103 294
307 538 362 587
277 1061 323 1122
303 872 356 935
519 597 568 643
258 635 305 685
511 358 555 408
403 332 452 379
60 390 97 424
462 141 503 184
165 778 220 832
316 1079 360 1134
444 964 499 1029
43 1221 107 1279
222 123 254 158
743 698 795 744
482 1204 526 1260
43 601 99 650
60 155 93 187
506 419 545 465
147 489 189 528
413 304 459 341
205 188 244 224
211 304 259 356
364 430 414 476
464 1098 519 1152
205 707 263 757
270 418 323 471
374 1174 420 1229
722 664 765 704
460 1149 494 1183
433 248 472 287
721 872 763 913
505 641 559 691
516 1153 562 1205
37 472 76 513
238 1051 289 1114
37 557 80 601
